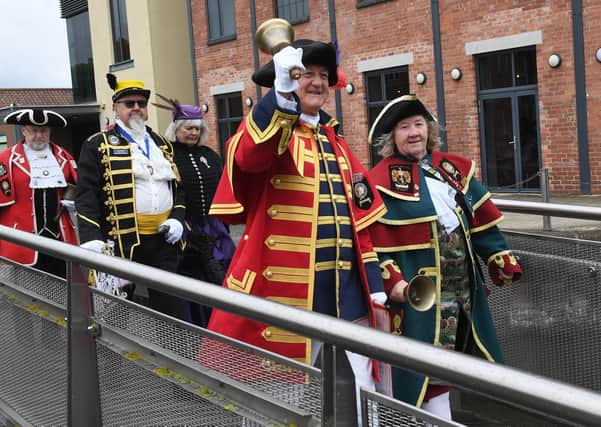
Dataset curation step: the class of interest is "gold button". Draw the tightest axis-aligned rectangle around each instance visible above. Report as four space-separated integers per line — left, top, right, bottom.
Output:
266 271 273 278
270 209 278 217
268 238 275 246
338 239 344 246
338 261 344 268
275 178 281 185
264 329 272 337
279 120 288 128
336 217 343 223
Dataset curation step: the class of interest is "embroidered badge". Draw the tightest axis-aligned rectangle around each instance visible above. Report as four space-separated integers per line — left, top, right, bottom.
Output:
109 135 120 145
1 179 11 196
389 165 413 192
440 159 461 182
352 172 373 210
0 163 6 176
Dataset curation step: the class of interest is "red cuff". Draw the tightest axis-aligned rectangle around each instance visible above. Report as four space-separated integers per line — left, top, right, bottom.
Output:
381 261 404 294
488 252 522 286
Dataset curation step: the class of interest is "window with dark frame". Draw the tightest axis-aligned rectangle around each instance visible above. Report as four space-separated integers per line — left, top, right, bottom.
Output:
364 66 410 167
215 93 243 156
207 0 236 44
276 0 309 25
109 0 130 64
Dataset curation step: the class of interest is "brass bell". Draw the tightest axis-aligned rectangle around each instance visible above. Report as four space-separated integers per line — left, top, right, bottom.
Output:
405 275 436 312
255 18 301 80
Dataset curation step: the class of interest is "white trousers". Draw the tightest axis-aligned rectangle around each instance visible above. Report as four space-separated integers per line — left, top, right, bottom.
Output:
422 391 452 420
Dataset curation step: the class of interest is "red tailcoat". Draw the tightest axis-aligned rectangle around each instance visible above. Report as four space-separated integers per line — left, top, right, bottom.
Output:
0 141 78 265
208 92 386 366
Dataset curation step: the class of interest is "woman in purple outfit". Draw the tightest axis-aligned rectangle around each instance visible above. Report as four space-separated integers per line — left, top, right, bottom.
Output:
158 96 236 327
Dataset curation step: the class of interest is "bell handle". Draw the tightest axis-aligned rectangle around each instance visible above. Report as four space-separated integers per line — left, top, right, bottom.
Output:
290 67 302 80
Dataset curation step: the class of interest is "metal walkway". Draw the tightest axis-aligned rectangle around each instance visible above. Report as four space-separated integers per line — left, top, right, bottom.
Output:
1 200 601 426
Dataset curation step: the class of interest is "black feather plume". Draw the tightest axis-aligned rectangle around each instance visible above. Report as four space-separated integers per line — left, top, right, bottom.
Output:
106 73 117 90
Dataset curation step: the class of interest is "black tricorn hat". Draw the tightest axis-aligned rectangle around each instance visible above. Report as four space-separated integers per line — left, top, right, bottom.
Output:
368 95 435 144
4 108 67 128
252 39 338 88
107 73 151 102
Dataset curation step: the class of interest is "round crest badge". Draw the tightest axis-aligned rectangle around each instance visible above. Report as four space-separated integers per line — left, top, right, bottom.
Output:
109 135 120 145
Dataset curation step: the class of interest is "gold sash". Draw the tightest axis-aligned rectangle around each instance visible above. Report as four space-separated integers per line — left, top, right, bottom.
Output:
136 210 171 235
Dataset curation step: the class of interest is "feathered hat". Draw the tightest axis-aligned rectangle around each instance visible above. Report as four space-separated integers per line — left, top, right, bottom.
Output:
152 94 203 121
106 73 151 102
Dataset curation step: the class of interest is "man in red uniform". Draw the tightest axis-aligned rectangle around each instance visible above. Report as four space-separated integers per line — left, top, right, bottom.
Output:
0 108 78 277
208 39 387 421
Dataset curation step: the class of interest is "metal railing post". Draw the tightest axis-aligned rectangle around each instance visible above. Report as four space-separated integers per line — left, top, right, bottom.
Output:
320 344 358 426
67 261 102 426
541 168 552 231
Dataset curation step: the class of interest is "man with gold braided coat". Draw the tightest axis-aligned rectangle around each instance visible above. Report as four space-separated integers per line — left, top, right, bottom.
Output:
76 75 187 319
367 95 522 420
208 39 387 413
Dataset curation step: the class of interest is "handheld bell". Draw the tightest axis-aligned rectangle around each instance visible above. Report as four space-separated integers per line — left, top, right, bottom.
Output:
405 275 436 312
255 18 301 80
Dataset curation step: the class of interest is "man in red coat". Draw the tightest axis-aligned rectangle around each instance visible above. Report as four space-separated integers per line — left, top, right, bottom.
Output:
0 108 78 277
208 39 387 423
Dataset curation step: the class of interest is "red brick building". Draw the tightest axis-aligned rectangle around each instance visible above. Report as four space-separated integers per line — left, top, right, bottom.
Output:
189 0 601 194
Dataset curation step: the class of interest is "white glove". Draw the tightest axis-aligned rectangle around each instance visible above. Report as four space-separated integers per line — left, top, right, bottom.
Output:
158 218 183 244
273 46 305 93
81 239 105 254
371 292 388 305
60 200 76 213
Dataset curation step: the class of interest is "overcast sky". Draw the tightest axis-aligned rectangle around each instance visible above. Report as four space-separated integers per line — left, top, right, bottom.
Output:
0 0 72 88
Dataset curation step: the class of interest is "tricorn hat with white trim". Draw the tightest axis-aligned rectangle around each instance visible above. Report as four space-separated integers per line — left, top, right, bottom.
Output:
4 108 67 128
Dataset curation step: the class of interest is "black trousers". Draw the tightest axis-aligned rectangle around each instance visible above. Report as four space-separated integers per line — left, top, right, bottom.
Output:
131 234 186 321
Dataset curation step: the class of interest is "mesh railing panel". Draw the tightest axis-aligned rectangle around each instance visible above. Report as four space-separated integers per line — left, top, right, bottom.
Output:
487 232 601 392
92 291 322 420
0 260 66 307
0 294 67 427
96 342 249 427
362 390 463 427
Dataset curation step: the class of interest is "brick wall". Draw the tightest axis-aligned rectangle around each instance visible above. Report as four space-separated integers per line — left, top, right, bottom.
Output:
190 0 601 194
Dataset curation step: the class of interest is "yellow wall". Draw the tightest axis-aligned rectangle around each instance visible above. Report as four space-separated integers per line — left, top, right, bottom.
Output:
88 0 195 134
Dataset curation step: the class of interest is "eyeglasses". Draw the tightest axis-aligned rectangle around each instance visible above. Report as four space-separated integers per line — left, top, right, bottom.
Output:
116 99 148 108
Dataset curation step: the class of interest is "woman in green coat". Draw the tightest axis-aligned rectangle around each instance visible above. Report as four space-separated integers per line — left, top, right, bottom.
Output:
368 95 522 420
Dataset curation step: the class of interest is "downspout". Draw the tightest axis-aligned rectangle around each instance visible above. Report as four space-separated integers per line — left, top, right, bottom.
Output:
186 0 199 105
571 0 590 194
327 0 343 131
431 0 447 151
250 0 262 101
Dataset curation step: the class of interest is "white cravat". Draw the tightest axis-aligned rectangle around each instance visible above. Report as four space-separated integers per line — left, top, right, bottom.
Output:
114 119 175 214
425 176 460 234
23 144 67 189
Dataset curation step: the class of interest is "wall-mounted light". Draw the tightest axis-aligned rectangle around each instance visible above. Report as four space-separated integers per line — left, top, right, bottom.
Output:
201 103 209 113
245 97 253 107
596 48 601 63
450 68 462 81
415 72 426 85
345 83 355 95
548 53 561 68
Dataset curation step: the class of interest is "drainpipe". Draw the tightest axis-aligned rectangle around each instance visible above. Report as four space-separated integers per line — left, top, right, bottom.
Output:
250 0 262 101
186 0 199 105
431 0 447 151
327 0 343 131
571 0 591 194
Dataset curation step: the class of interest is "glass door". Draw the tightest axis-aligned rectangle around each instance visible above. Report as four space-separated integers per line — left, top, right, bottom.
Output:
480 92 540 191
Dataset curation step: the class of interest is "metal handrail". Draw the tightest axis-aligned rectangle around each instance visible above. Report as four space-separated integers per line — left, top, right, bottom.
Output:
492 198 601 220
2 225 601 426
